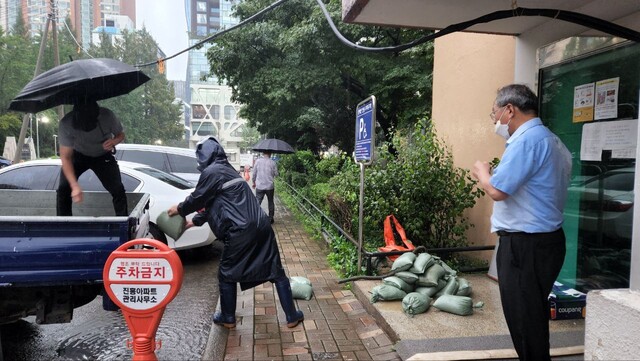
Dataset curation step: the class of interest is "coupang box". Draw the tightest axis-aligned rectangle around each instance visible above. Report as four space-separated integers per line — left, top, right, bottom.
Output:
548 281 587 320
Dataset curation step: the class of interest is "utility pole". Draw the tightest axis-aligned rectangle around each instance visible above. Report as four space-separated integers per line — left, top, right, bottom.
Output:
12 0 60 163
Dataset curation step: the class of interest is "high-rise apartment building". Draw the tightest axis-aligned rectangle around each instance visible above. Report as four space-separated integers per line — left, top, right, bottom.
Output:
185 0 249 168
2 0 134 48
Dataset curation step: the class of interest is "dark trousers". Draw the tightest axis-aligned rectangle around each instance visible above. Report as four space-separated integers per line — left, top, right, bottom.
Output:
256 188 275 220
496 229 566 361
57 151 128 216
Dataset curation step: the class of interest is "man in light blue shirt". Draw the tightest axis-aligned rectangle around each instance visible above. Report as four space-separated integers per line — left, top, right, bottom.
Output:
252 152 278 223
472 84 572 361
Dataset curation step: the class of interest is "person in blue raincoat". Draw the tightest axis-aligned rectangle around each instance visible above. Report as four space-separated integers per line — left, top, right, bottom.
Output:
167 137 303 329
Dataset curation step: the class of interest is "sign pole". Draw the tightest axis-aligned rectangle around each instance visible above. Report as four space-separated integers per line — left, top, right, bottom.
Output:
103 239 184 361
358 162 365 270
354 95 376 273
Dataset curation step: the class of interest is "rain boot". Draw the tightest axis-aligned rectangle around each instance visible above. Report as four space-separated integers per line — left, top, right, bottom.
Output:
213 281 237 329
274 277 304 328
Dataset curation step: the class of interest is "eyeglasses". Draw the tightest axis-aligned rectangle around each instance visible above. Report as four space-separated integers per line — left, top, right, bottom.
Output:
489 105 507 121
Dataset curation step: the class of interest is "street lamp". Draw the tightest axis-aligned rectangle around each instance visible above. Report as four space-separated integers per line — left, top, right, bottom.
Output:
36 115 49 158
53 134 58 157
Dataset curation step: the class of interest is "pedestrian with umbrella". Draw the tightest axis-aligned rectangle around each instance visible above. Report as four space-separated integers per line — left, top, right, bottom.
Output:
9 58 150 216
251 138 295 224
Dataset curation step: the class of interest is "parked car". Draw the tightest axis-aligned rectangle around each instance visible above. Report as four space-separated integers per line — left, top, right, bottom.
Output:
114 144 200 183
0 156 11 169
0 159 215 251
566 167 634 242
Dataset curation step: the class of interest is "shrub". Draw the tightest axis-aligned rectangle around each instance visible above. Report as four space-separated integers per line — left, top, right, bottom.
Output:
328 118 483 250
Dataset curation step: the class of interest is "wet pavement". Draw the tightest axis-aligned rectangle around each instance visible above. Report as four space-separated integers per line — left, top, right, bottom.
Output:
206 191 586 361
0 246 220 361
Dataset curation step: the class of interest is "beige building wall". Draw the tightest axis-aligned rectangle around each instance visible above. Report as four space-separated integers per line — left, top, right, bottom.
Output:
432 32 515 260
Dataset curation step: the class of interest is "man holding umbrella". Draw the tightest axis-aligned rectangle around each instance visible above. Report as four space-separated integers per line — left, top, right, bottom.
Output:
57 100 127 216
252 151 278 224
8 58 151 216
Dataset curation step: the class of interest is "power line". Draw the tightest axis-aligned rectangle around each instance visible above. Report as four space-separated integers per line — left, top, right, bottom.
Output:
61 18 93 58
136 0 640 70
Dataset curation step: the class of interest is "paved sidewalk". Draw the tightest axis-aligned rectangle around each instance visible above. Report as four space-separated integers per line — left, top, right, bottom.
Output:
207 196 400 361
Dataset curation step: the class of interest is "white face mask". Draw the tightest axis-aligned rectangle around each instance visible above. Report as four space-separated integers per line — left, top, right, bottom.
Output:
493 108 511 140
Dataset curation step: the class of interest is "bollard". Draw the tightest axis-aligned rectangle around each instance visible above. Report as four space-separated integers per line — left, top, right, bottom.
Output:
103 239 183 361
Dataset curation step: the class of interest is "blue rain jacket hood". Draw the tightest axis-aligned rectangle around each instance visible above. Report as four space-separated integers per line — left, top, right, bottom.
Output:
196 136 229 172
178 137 285 289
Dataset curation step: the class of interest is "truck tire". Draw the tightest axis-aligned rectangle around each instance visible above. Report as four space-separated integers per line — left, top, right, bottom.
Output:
149 222 168 244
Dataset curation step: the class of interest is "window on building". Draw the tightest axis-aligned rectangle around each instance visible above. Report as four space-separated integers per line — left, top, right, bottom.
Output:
192 104 206 119
224 105 236 120
197 1 207 11
196 25 207 36
197 14 207 24
230 124 244 137
192 121 217 136
211 105 220 119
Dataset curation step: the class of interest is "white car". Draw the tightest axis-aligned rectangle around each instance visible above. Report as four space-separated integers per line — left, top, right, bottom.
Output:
566 167 634 242
114 144 201 184
0 159 215 251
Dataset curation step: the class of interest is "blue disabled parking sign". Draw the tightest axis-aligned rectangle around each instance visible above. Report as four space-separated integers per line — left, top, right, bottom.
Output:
355 96 376 165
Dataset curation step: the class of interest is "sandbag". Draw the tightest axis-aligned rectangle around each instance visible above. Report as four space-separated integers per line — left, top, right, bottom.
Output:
417 263 446 287
370 284 407 303
439 260 458 277
409 253 435 274
456 278 472 296
435 276 459 297
391 252 416 272
291 282 314 300
383 276 413 293
395 271 418 285
415 286 439 298
291 276 312 286
402 292 431 316
156 210 186 240
432 295 474 316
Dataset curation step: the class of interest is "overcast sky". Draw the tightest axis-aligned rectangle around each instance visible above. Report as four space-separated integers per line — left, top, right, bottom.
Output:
136 0 189 81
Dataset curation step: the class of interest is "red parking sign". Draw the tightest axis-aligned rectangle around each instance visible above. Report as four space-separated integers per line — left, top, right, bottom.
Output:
103 239 183 361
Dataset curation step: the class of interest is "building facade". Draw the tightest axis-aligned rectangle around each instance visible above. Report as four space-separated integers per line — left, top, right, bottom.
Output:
184 0 249 168
1 0 134 48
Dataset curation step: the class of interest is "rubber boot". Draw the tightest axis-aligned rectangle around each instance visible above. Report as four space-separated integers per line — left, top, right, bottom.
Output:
213 281 237 329
274 277 304 328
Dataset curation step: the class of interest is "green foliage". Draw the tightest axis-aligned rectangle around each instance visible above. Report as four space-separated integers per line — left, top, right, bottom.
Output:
0 24 183 155
329 118 483 250
277 119 482 278
207 0 433 153
326 236 359 279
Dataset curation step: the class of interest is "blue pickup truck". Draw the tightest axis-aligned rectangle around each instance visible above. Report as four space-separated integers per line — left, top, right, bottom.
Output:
0 190 151 325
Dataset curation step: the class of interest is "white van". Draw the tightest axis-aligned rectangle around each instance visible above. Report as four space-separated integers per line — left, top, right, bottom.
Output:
115 144 200 184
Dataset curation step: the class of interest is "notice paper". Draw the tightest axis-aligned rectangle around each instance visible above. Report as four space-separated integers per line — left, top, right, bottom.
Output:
594 77 619 120
580 119 638 161
573 82 594 123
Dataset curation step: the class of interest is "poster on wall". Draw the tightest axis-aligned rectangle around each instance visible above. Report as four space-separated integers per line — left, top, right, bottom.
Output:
594 77 620 120
580 118 638 161
572 83 594 123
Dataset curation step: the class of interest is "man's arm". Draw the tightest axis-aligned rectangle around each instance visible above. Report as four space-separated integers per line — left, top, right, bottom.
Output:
472 160 509 201
59 145 83 204
103 131 124 152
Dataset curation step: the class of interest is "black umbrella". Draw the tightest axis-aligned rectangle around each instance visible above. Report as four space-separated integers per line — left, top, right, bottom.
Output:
9 58 150 113
252 138 295 154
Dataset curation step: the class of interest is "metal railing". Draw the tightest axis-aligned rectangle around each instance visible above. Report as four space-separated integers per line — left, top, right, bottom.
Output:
282 181 495 276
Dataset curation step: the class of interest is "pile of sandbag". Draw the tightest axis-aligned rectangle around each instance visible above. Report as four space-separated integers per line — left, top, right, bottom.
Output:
369 252 482 317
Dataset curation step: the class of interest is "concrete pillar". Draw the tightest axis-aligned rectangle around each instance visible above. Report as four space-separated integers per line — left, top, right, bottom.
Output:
584 289 640 360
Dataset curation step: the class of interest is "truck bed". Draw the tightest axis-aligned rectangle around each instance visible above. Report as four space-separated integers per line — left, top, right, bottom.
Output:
0 190 150 286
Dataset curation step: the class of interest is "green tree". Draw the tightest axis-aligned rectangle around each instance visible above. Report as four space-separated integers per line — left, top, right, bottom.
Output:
0 19 38 153
94 29 183 145
207 0 433 153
